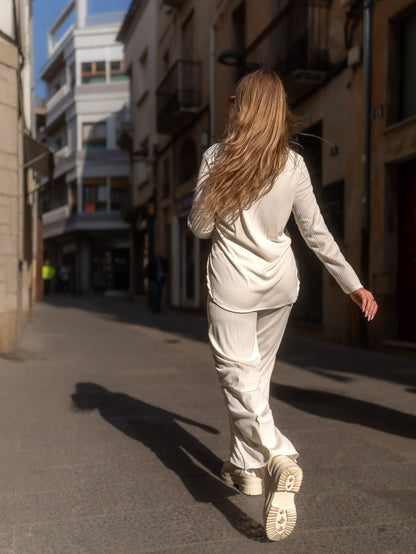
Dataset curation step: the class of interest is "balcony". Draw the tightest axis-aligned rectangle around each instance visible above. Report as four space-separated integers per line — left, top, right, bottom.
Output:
42 204 71 239
156 59 201 135
45 87 74 131
42 204 129 239
54 145 76 178
244 0 331 103
46 83 70 111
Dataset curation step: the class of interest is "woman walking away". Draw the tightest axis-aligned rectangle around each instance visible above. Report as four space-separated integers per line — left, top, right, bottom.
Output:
187 69 378 542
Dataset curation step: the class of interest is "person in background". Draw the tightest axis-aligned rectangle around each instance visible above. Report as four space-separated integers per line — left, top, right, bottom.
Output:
188 69 378 542
58 265 70 294
42 259 56 296
146 251 168 313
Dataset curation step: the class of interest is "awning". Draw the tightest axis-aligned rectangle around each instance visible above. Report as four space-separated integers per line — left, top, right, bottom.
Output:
23 133 54 179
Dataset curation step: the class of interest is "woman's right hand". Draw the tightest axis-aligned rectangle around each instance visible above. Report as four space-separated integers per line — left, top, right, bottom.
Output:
349 288 378 321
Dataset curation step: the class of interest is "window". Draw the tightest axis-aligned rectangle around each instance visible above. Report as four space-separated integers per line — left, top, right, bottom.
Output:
137 138 149 188
110 177 129 211
163 50 170 74
83 178 107 212
69 63 75 88
81 61 106 84
400 13 416 120
162 158 170 198
82 122 107 149
110 60 128 82
70 183 77 214
389 8 416 123
138 50 148 99
271 0 290 18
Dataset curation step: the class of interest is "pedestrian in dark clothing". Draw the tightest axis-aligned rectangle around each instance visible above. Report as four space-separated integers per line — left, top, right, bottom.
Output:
146 252 168 313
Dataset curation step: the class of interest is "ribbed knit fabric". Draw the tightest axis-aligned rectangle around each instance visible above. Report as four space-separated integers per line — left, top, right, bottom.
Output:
208 299 297 468
188 144 363 312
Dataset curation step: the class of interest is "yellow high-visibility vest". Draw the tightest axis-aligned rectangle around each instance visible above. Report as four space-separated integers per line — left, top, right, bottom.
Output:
42 265 55 280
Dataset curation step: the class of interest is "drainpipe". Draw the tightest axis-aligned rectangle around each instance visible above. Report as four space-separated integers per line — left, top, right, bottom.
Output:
361 0 372 346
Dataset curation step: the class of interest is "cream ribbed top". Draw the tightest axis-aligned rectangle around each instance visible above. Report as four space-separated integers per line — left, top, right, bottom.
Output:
188 143 363 312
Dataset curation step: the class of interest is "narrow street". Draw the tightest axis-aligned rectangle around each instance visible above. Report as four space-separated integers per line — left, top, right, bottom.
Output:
0 296 415 553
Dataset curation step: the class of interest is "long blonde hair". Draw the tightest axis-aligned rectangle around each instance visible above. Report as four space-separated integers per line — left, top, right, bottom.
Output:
197 69 297 221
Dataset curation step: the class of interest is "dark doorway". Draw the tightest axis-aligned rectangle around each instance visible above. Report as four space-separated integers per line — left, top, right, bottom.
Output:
91 238 130 292
288 122 323 326
398 159 416 340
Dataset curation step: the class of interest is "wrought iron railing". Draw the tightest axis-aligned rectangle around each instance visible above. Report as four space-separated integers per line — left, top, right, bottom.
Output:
244 0 331 80
156 60 201 134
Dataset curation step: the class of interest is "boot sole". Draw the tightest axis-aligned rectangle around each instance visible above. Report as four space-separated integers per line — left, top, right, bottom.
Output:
221 470 263 496
265 464 303 541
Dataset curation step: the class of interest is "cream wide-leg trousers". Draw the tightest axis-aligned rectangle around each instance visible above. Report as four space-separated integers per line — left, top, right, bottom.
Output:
207 297 298 470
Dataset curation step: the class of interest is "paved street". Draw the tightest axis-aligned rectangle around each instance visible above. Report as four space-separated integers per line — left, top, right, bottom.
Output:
0 296 415 553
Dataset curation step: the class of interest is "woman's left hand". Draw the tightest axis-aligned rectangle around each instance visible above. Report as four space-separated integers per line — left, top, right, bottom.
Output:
349 288 378 321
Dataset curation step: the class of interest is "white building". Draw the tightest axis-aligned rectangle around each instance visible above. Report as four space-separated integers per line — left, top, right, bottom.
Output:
40 0 131 294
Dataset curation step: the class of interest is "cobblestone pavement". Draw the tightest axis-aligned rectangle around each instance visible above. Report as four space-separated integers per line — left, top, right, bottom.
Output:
0 296 415 553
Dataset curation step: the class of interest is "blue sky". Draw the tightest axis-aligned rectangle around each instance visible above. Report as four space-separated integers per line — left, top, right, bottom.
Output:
33 0 131 101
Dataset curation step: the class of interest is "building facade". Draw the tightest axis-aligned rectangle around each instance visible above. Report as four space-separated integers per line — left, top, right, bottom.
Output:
119 0 216 308
117 0 159 299
212 0 416 351
208 0 366 345
155 0 217 309
0 0 48 352
369 0 416 350
119 0 415 351
39 0 131 295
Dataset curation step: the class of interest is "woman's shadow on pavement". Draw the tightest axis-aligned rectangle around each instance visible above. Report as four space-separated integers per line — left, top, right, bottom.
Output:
71 382 268 542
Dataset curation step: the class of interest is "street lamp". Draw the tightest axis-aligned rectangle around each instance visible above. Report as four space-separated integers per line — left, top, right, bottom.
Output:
217 48 241 66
